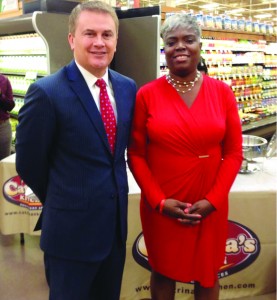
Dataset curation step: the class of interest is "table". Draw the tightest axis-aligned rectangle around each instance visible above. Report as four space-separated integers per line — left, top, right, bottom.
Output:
0 154 276 299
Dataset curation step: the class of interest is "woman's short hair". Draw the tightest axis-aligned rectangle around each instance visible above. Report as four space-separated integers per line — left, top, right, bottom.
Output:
161 13 201 41
68 0 119 36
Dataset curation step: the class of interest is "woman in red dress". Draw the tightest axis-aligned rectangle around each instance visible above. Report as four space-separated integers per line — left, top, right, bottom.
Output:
128 13 243 300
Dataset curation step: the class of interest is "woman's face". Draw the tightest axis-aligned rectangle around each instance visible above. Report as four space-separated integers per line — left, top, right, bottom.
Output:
163 27 201 77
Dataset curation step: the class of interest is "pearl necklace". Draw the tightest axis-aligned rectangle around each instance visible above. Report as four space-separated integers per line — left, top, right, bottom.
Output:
166 71 201 94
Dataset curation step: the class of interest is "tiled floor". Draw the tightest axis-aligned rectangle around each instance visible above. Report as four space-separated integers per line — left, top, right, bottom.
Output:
0 233 275 300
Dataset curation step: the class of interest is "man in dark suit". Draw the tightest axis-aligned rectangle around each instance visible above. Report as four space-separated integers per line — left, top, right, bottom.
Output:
15 2 136 299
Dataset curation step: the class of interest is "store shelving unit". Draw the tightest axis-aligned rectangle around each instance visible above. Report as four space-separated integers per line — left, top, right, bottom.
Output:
159 6 277 139
202 40 276 138
200 39 276 127
0 11 72 80
0 11 73 149
0 11 73 104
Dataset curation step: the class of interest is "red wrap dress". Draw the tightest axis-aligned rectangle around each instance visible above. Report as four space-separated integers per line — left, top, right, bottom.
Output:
128 75 243 287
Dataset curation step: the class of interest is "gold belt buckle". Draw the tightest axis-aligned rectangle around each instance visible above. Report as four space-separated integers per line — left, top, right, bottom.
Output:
198 155 209 158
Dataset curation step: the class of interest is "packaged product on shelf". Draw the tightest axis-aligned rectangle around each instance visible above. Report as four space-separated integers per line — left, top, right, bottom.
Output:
214 15 223 29
203 14 214 28
257 65 264 75
186 9 194 17
223 15 231 30
195 11 204 27
266 24 274 35
165 12 175 19
253 21 260 33
231 17 238 31
226 49 233 63
160 48 166 67
231 66 237 77
260 23 267 34
160 66 168 77
238 18 246 31
245 19 253 32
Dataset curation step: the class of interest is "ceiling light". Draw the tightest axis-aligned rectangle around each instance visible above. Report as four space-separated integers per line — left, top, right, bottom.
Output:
254 13 272 19
227 8 245 14
199 3 219 10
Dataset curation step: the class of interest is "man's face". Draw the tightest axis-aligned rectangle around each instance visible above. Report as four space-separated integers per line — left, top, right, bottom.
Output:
68 10 117 78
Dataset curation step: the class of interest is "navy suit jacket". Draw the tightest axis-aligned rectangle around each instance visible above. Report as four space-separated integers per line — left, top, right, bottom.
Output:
16 61 136 262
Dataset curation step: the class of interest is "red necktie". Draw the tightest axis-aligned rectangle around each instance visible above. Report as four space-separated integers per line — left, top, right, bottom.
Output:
96 78 116 154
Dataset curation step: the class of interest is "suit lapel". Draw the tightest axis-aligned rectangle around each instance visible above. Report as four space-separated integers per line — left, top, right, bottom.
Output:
66 61 111 154
109 70 125 159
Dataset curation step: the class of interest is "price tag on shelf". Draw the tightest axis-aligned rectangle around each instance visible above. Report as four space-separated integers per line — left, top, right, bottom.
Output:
25 71 38 80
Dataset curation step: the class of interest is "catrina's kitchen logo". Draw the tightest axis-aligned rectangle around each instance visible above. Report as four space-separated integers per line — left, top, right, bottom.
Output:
2 176 42 210
132 220 260 279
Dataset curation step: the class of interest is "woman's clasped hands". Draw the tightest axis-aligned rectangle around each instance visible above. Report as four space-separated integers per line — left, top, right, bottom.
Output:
159 198 215 225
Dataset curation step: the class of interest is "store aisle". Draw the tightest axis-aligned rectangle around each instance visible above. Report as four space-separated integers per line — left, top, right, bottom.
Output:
0 233 275 300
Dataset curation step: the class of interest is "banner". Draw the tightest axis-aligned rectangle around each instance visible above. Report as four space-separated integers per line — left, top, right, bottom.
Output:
0 155 41 235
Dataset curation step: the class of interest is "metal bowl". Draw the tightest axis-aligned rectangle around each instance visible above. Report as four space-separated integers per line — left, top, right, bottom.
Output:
240 135 268 174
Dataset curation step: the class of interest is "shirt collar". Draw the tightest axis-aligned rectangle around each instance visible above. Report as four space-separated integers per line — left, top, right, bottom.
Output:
75 61 109 87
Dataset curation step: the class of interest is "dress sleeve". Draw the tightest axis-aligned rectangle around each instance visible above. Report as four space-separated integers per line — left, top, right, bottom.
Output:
127 89 166 209
205 84 243 209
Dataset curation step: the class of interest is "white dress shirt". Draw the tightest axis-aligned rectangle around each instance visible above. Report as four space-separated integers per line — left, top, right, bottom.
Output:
75 61 117 120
